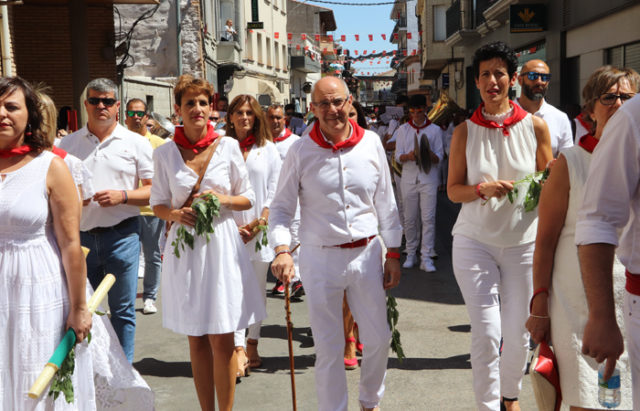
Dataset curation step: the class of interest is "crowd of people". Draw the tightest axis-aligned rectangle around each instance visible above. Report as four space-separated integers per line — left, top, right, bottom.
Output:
2 38 640 411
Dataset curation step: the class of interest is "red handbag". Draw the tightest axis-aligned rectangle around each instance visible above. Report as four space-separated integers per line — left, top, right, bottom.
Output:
529 341 562 411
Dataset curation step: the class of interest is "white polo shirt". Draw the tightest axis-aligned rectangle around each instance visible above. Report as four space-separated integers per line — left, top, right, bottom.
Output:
269 127 402 249
274 129 301 161
575 94 640 272
517 98 573 157
59 123 154 231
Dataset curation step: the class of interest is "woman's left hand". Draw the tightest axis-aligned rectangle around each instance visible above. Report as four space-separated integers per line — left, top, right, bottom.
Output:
239 224 258 243
66 305 92 343
526 315 550 344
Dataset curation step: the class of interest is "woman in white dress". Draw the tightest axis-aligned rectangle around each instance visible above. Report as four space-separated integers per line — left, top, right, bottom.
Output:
226 95 282 376
151 74 265 411
0 77 93 409
526 66 640 410
447 42 553 411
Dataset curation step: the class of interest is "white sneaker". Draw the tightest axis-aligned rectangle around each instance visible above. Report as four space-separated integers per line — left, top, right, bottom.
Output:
420 259 436 273
143 298 157 314
402 254 417 268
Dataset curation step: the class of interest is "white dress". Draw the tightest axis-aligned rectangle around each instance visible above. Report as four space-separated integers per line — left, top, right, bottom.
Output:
0 151 154 410
150 138 266 336
549 145 632 408
232 141 282 262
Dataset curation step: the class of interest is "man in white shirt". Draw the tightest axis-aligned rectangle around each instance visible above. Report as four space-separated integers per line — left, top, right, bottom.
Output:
517 59 573 157
269 77 402 411
394 94 444 272
575 94 640 406
266 103 303 298
59 78 154 363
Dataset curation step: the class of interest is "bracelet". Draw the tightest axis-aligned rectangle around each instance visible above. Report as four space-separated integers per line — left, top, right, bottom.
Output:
529 287 549 312
529 314 550 319
275 250 291 259
475 183 487 201
121 190 128 204
385 251 401 259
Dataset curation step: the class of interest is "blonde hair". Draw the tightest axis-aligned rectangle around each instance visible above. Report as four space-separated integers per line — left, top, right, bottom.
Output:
583 65 640 114
35 88 57 146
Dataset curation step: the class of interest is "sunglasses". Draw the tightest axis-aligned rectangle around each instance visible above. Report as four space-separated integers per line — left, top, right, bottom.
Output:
599 92 636 106
522 72 551 82
87 97 117 107
127 110 146 118
210 117 219 121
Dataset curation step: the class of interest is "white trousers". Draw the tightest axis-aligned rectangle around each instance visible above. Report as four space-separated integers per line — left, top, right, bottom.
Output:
624 290 640 410
400 177 437 259
452 235 534 411
234 259 270 346
300 237 391 411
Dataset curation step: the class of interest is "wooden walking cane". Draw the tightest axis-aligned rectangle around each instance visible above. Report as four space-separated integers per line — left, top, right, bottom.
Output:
285 242 300 411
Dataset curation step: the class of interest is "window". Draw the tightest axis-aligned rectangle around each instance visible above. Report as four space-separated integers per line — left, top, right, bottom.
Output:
257 32 264 65
266 37 272 67
275 41 280 69
282 44 288 71
433 5 446 42
247 31 254 61
146 95 154 113
607 41 640 74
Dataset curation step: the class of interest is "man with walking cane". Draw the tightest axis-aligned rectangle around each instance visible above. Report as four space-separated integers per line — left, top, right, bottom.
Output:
269 76 403 411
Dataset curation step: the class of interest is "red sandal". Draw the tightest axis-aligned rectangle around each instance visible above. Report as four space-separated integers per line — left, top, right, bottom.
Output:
344 337 358 370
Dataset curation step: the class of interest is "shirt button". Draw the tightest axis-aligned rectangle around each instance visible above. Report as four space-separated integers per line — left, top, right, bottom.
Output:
346 205 350 209
349 224 352 228
343 166 347 171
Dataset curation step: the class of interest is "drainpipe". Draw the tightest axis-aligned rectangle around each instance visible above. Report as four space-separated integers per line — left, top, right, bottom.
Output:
235 0 244 52
176 0 182 75
1 5 12 76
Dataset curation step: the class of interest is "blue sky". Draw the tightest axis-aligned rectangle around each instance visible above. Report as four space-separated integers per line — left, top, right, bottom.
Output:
312 1 396 76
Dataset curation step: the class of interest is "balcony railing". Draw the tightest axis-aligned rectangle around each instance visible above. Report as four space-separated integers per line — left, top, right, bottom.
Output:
474 0 492 28
446 0 462 39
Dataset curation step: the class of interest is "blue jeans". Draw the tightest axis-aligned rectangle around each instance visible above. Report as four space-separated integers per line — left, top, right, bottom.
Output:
139 215 164 301
81 217 140 363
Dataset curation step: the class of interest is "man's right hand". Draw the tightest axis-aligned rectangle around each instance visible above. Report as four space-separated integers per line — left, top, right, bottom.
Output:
271 250 295 285
582 314 624 380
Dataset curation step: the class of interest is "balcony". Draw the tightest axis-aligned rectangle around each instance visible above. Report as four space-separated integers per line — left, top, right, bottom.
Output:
216 40 242 68
290 55 321 73
445 0 480 47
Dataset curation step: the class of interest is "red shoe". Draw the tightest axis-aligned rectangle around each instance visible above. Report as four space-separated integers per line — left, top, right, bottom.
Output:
271 280 285 296
345 337 358 370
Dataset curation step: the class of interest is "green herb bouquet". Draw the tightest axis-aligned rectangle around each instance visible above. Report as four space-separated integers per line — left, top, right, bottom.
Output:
172 193 221 257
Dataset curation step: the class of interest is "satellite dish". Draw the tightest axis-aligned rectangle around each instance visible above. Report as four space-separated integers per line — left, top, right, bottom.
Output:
151 112 175 135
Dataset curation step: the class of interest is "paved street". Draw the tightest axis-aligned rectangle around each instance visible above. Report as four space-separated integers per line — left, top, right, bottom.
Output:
132 192 537 410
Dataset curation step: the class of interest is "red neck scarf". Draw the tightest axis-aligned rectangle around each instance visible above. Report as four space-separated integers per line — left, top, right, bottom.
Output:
576 112 591 131
0 144 32 158
469 101 528 136
578 133 599 154
273 128 292 142
408 118 431 131
308 119 365 152
51 146 67 159
173 123 219 153
239 134 256 152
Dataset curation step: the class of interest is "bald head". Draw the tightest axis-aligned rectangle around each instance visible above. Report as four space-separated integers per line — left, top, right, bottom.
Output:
311 76 350 103
521 59 549 74
310 76 353 141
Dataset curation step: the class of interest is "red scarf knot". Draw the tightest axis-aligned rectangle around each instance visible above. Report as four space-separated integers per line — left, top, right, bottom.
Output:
173 123 219 153
408 119 431 131
469 101 528 136
308 119 365 152
273 128 293 142
578 133 599 154
239 134 256 152
52 146 68 159
0 144 32 158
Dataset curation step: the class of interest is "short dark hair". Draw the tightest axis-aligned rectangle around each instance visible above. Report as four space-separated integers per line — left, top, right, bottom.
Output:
395 94 409 105
284 103 295 112
408 94 427 108
0 76 47 151
126 98 147 112
472 41 518 80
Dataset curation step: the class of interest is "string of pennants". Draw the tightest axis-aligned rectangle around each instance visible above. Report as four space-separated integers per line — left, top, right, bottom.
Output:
268 32 423 42
289 44 421 59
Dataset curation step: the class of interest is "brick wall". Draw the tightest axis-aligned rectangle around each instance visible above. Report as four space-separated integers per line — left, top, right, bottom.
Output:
10 4 116 109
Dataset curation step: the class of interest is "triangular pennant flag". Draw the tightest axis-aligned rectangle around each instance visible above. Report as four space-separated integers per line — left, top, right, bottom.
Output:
341 34 346 41
403 50 407 56
382 51 386 56
274 32 279 39
301 33 306 40
315 34 320 41
393 33 398 40
304 45 309 51
368 34 373 41
287 33 292 40
363 50 367 54
354 50 358 55
296 44 301 50
411 49 416 55
392 50 397 56
328 35 333 41
381 34 386 40
323 47 327 53
407 32 412 39
355 34 359 41
419 30 423 37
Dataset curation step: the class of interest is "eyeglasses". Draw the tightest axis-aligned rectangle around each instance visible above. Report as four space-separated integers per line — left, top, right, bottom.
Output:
210 117 219 121
598 92 636 106
522 72 551 82
87 97 117 107
127 110 146 118
313 97 348 111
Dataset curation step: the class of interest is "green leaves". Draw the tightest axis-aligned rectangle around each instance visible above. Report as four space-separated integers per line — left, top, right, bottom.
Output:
48 331 92 403
254 224 269 252
386 293 405 362
507 168 550 212
171 193 221 258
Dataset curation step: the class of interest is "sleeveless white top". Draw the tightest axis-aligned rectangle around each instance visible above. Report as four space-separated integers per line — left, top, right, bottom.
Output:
452 113 539 247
